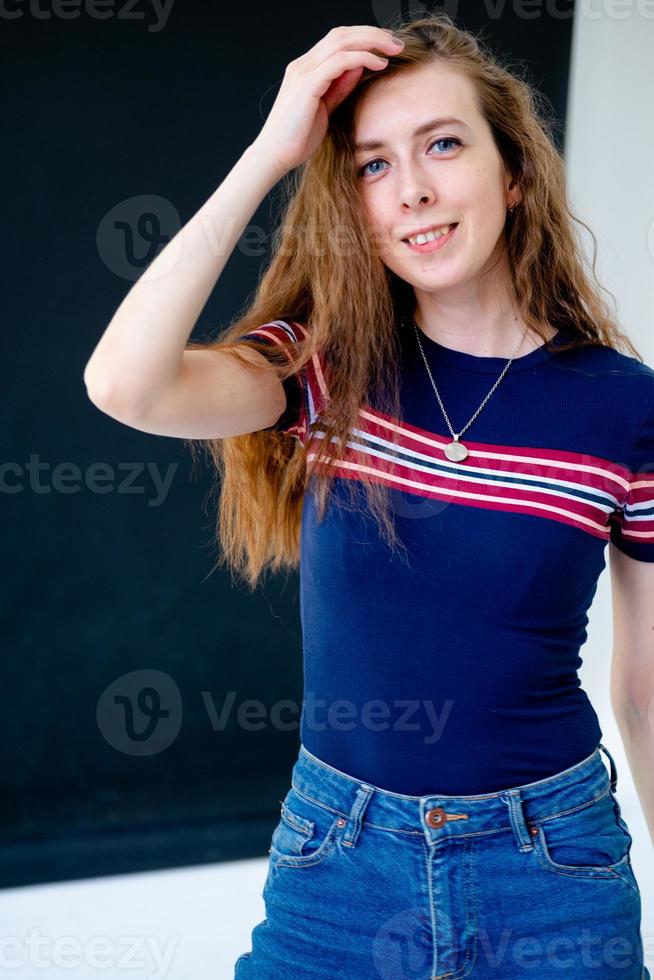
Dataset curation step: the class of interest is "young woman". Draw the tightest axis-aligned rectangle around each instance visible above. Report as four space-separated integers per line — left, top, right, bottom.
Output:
84 15 653 979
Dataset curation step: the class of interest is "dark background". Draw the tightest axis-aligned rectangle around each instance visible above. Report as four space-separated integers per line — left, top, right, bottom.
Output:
2 0 575 887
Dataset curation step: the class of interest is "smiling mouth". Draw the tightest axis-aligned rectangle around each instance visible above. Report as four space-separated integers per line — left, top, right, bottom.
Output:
402 223 457 241
401 223 459 251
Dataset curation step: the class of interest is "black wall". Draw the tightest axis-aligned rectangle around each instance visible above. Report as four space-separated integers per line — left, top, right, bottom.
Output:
2 0 575 887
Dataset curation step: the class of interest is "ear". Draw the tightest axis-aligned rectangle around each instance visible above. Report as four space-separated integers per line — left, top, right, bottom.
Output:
504 172 523 207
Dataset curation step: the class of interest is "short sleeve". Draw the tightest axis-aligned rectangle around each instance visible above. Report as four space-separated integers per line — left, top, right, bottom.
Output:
235 320 315 444
610 393 654 561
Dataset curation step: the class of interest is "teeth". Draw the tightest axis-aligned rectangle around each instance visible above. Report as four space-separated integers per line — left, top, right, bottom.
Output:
406 224 452 245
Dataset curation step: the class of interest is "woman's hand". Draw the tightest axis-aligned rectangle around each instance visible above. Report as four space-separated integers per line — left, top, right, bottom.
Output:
253 25 404 176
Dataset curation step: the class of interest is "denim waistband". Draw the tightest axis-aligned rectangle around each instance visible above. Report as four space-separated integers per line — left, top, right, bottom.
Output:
292 741 619 849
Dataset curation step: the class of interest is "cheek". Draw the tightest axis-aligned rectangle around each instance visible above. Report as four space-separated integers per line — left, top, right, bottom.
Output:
362 211 397 256
462 181 505 235
361 190 390 229
470 171 507 218
367 225 395 259
359 194 386 240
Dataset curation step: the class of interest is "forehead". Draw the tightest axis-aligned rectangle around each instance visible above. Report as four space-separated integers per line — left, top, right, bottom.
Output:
353 64 482 147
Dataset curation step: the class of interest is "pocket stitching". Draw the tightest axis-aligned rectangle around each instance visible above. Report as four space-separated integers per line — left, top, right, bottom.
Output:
605 862 641 898
272 814 342 869
291 784 345 820
533 833 640 896
531 786 634 880
539 786 610 824
533 824 632 881
280 801 314 839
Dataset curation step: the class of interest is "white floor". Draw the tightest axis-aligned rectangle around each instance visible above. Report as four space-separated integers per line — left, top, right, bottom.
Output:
0 840 651 979
0 857 268 979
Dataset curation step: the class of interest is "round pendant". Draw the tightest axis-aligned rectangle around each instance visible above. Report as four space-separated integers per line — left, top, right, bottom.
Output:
444 439 468 462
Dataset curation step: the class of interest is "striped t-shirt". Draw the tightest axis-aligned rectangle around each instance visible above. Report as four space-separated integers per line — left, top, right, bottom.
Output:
237 318 654 794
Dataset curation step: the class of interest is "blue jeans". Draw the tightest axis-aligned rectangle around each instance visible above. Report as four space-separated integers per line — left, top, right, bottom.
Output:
235 741 650 978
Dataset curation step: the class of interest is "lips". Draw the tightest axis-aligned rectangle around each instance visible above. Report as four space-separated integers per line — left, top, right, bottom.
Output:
402 223 458 254
401 222 458 243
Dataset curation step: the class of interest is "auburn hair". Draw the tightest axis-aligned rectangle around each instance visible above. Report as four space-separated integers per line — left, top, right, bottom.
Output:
184 13 642 592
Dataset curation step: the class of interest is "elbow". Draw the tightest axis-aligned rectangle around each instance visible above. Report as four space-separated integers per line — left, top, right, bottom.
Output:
84 370 121 411
83 357 112 406
83 369 148 421
611 688 651 734
84 372 114 409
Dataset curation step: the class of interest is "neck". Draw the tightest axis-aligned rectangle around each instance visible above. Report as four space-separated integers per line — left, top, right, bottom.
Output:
412 309 557 359
410 258 557 357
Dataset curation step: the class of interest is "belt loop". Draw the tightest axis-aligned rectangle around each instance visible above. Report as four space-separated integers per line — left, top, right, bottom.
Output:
500 790 534 853
599 742 618 794
341 783 374 849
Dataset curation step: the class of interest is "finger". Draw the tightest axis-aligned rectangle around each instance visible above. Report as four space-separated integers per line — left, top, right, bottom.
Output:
322 66 365 116
301 24 403 68
311 48 389 98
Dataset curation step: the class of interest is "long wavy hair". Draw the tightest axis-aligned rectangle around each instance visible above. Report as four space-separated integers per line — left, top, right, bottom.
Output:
185 13 642 592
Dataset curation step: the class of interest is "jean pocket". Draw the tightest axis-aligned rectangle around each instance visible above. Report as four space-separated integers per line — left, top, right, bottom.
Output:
268 787 345 869
533 789 634 881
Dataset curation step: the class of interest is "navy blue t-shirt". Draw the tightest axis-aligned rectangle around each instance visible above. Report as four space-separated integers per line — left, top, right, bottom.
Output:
238 319 654 794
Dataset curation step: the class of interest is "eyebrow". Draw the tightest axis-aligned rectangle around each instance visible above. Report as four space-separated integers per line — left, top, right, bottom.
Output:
353 116 470 153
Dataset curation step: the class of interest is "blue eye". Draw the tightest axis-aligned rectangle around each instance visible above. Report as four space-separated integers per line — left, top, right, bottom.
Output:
357 137 462 177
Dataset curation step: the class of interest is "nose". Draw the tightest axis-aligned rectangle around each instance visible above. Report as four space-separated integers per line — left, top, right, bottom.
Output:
399 167 436 210
401 189 434 209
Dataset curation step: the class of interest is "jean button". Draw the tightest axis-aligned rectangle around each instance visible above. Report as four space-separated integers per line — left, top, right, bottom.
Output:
426 807 447 828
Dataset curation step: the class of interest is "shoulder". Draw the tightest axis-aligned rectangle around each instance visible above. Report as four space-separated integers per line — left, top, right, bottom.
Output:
596 344 654 381
595 347 654 464
557 337 654 408
240 319 309 344
600 347 654 422
560 335 654 375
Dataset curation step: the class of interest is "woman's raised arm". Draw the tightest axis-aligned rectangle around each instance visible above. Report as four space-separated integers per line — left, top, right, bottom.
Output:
83 25 403 438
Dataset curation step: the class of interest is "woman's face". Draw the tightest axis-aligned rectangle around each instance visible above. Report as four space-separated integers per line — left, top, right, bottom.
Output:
352 62 519 296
